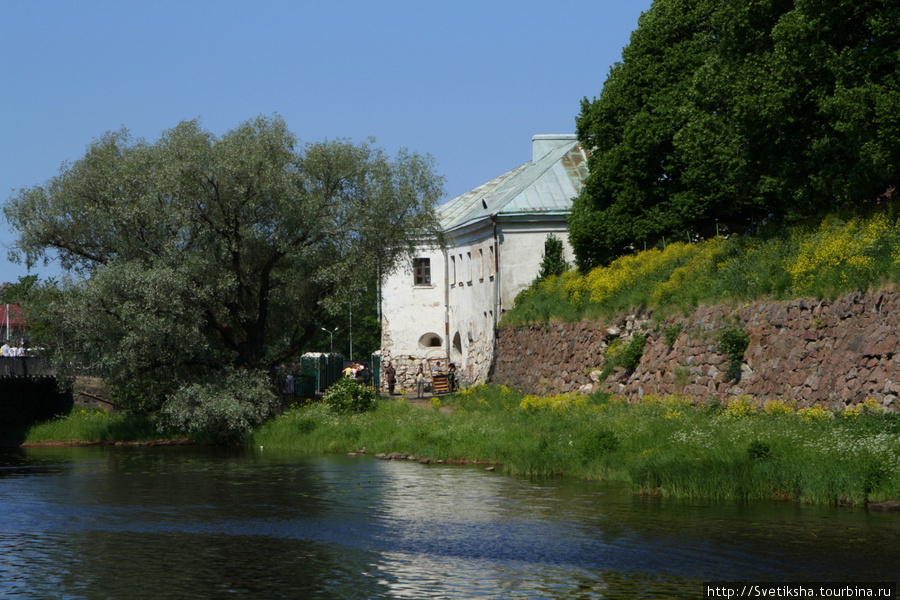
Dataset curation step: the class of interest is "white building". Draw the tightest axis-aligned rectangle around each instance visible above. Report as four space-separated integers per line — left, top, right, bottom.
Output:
380 134 589 392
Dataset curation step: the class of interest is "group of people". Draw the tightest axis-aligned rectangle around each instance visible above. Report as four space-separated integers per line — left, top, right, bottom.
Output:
0 342 26 357
406 361 458 398
342 362 373 385
352 360 462 397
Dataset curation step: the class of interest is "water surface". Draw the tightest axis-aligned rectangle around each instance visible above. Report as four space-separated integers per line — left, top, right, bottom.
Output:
1 446 897 598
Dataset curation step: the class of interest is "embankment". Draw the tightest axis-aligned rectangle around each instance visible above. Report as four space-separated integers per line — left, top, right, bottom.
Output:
492 289 900 412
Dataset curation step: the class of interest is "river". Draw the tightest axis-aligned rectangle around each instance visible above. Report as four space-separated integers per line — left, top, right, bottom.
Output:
1 446 898 599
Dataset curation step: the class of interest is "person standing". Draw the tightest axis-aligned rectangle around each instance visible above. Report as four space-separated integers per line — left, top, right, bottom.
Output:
415 365 425 398
383 362 396 395
447 363 457 392
283 373 295 401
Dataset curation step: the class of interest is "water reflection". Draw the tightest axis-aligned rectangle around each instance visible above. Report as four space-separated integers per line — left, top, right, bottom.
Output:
1 446 898 599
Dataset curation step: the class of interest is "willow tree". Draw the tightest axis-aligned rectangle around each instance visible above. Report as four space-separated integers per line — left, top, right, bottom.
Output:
4 116 443 436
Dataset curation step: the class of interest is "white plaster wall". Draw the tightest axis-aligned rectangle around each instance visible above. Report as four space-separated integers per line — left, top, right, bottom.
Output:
445 237 497 385
381 248 448 391
380 221 575 393
496 221 574 309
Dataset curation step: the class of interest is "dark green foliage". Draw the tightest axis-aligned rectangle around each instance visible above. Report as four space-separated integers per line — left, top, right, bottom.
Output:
570 0 900 270
0 275 39 303
718 326 750 379
161 368 279 443
3 116 443 435
701 398 725 416
578 428 619 463
747 440 771 461
296 418 317 434
322 377 377 413
619 334 647 371
863 461 888 497
601 333 647 379
663 323 683 347
537 234 568 280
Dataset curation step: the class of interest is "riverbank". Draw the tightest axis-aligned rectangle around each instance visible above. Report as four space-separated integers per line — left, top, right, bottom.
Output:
14 386 900 508
249 386 900 508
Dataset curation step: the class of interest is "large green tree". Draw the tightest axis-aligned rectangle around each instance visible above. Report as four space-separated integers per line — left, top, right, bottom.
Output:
4 116 443 433
570 0 900 270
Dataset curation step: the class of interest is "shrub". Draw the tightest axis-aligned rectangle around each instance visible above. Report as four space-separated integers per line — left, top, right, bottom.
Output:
322 377 377 413
798 405 832 422
601 333 647 379
763 399 796 415
747 440 771 461
577 428 619 462
786 214 898 298
538 233 568 279
718 326 749 379
724 395 758 418
663 323 683 347
162 368 279 442
519 392 591 412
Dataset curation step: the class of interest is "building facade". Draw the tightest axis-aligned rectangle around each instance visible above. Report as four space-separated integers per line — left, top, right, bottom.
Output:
380 134 589 392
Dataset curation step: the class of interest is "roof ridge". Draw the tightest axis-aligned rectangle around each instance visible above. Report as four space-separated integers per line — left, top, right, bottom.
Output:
438 140 581 230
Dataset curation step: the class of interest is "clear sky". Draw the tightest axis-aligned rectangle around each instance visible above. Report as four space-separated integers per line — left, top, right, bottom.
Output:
0 0 653 285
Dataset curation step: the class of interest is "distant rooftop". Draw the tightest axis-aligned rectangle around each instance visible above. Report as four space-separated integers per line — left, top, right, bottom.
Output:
436 134 589 231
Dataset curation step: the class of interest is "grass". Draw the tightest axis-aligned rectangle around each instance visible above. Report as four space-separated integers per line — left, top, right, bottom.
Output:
23 388 900 507
247 387 900 507
503 210 900 326
22 406 185 444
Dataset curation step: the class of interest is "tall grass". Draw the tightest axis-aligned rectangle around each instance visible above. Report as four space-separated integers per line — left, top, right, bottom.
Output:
23 407 182 443
504 211 900 325
248 387 900 507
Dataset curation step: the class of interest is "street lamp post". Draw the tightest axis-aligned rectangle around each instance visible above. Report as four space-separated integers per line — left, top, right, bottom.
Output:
321 327 339 354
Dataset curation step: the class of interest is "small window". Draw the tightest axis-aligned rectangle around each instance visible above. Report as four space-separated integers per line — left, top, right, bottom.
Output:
414 258 431 286
450 255 456 287
478 248 484 281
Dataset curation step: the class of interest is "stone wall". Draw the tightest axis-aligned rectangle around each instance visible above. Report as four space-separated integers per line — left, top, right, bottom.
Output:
491 289 900 412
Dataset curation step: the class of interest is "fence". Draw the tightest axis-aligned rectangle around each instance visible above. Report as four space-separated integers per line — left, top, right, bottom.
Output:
0 356 54 378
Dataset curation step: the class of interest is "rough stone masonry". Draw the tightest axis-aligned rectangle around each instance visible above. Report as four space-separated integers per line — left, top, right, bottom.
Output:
491 289 900 412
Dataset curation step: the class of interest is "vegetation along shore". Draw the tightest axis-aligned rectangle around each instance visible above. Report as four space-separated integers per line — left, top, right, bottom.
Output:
21 384 900 510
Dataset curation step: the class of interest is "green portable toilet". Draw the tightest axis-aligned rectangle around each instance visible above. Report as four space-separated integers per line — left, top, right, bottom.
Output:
370 351 381 391
298 353 323 397
300 352 344 395
323 353 343 390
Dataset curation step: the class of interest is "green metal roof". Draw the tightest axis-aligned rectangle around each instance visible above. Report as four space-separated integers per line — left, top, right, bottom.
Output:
436 136 589 231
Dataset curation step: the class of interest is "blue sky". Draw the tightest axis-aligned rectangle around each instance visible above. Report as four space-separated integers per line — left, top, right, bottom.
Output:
0 0 652 285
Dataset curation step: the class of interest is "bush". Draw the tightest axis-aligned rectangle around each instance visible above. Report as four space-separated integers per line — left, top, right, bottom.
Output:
538 233 568 279
663 323 682 347
718 326 750 379
747 440 771 461
323 377 377 413
577 428 619 462
601 333 647 379
162 368 279 442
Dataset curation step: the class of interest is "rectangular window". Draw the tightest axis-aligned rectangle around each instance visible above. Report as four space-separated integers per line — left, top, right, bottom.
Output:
450 256 456 287
466 251 472 283
478 248 484 281
414 258 431 286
